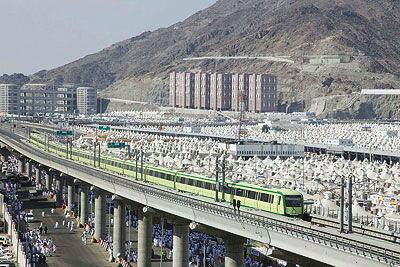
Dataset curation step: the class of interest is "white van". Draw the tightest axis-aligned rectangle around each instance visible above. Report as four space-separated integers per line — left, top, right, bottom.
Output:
0 236 9 246
24 213 34 223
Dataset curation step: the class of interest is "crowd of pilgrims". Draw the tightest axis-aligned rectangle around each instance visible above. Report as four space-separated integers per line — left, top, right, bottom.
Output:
83 207 271 267
2 157 278 267
1 157 57 266
23 228 56 263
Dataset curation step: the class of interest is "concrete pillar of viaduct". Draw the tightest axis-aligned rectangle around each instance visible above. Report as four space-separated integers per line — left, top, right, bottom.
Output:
25 160 32 178
224 235 245 267
172 218 189 267
45 172 51 191
35 166 41 190
79 184 89 227
93 187 106 242
55 175 63 207
137 208 153 267
112 196 126 258
17 158 25 174
67 179 75 211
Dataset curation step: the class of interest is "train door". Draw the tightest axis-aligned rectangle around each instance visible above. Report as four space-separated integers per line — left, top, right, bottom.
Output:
173 171 178 190
276 195 282 214
228 185 234 204
143 166 149 182
270 195 275 212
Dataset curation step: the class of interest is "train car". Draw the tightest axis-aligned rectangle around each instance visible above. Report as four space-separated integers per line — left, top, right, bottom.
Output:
29 134 304 216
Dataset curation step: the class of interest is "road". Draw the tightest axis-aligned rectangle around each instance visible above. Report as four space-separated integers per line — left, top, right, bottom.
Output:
16 181 112 267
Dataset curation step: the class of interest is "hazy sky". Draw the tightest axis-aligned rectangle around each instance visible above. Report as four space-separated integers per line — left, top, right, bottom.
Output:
0 0 216 75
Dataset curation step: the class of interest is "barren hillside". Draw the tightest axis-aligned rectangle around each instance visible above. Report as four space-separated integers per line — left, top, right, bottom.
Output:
29 0 400 118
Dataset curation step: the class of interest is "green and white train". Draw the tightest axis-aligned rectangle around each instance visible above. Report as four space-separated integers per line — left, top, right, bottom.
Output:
30 134 304 217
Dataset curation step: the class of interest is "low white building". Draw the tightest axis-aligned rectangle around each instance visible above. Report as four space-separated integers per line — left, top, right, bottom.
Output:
221 141 304 159
326 139 354 147
182 126 201 133
377 130 398 138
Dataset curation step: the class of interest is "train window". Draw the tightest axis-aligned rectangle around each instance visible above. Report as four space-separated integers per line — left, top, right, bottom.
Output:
278 196 281 205
270 195 275 203
177 177 186 184
224 186 231 194
195 180 203 188
261 194 268 202
204 182 212 190
165 174 172 181
285 195 302 207
236 189 244 197
158 172 164 179
187 179 194 186
247 191 256 200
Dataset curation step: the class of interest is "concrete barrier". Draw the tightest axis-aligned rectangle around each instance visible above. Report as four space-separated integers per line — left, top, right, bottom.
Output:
2 203 28 266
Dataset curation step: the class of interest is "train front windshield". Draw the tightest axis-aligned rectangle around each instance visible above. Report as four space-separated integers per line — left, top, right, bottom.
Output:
285 196 302 207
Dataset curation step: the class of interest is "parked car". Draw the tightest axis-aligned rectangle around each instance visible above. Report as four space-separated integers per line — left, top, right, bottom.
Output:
0 236 10 246
24 213 34 223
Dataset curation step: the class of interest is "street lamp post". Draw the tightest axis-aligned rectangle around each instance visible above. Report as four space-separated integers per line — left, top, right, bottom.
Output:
215 157 219 202
93 141 97 167
348 174 354 233
339 176 345 233
140 149 144 181
135 149 138 180
221 155 226 202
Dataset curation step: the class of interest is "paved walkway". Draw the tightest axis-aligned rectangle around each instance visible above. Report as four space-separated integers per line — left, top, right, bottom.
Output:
21 190 112 267
32 209 112 267
22 195 172 266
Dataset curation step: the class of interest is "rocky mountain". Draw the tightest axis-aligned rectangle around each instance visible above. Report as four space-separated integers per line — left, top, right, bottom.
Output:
0 73 30 86
29 0 400 118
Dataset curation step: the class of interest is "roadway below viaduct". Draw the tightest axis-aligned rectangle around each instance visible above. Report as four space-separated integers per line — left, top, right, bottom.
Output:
0 127 399 267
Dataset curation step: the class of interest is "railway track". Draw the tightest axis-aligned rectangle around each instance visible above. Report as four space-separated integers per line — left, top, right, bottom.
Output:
311 215 400 245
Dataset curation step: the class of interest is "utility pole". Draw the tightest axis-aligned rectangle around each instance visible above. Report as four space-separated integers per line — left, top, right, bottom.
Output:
339 176 345 233
215 157 219 202
127 144 131 159
221 155 226 202
93 141 97 167
66 137 69 159
97 142 101 167
135 149 138 180
237 91 245 141
348 175 353 233
140 149 144 181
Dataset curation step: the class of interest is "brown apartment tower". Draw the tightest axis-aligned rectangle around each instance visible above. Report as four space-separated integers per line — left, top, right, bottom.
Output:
249 74 277 113
210 73 232 111
194 73 211 109
232 73 250 112
170 72 195 108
